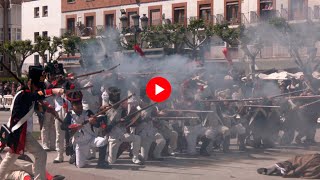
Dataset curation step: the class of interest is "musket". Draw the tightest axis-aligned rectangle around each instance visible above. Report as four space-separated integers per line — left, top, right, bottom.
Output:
164 109 215 113
287 95 320 100
200 98 263 103
118 72 172 76
299 99 320 109
73 70 105 79
72 64 120 79
200 89 309 103
243 105 281 108
125 102 158 128
154 117 200 120
67 94 135 133
268 89 307 98
66 85 93 93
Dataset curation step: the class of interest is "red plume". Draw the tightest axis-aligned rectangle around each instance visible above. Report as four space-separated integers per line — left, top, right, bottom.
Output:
222 48 233 65
133 44 145 57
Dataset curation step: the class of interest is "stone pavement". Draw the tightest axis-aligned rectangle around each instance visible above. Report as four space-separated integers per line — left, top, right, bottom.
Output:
1 111 320 180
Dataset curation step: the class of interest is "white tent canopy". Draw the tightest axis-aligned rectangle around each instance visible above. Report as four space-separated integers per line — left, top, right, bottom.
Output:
257 71 320 80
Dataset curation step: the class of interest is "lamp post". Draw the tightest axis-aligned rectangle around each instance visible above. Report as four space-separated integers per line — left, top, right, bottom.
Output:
119 12 148 49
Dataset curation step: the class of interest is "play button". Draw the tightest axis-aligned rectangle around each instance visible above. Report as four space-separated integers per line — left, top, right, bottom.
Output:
155 84 164 95
146 77 171 102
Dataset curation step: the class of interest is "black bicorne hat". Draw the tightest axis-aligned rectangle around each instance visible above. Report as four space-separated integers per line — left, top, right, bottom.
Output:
45 61 65 76
29 65 45 85
108 87 121 104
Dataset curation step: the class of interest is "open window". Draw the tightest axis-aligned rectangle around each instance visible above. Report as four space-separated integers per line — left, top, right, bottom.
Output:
226 0 240 24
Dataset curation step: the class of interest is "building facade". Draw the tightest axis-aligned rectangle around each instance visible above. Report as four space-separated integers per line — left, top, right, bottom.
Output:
22 0 62 70
60 0 320 70
0 0 21 78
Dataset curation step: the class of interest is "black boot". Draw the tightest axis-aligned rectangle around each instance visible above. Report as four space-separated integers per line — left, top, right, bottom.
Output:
223 136 230 153
200 137 211 156
96 145 111 169
238 135 246 151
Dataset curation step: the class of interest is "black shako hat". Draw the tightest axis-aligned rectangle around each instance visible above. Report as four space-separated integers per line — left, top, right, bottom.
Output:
28 65 45 85
108 87 121 104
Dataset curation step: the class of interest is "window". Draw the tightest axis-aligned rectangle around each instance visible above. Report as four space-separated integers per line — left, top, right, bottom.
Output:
8 28 11 41
42 31 48 37
0 55 3 72
34 7 40 18
67 0 75 3
42 6 48 17
199 4 211 22
34 55 40 66
105 14 114 28
67 18 76 34
16 28 21 40
34 32 39 42
0 28 3 42
85 16 95 36
290 0 307 20
260 0 276 20
128 11 138 27
150 9 161 26
226 1 239 24
85 16 94 28
174 7 185 24
43 54 48 63
315 6 320 19
11 28 16 41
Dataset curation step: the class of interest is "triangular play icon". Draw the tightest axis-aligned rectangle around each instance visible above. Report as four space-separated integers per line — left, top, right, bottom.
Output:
155 84 164 95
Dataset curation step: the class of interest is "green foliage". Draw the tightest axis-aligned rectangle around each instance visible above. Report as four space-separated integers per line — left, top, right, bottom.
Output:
213 23 240 46
33 36 63 63
62 34 82 56
0 40 33 77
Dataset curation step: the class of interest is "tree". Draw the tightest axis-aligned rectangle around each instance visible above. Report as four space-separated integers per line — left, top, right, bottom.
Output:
183 19 214 60
0 40 33 77
214 23 265 79
33 36 50 65
62 34 82 56
33 36 63 65
269 17 320 92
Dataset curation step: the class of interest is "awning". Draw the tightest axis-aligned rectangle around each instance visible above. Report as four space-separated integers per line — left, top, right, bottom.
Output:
255 59 298 71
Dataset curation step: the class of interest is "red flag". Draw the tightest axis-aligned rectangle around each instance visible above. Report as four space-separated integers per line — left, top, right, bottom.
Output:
222 48 233 65
133 44 145 57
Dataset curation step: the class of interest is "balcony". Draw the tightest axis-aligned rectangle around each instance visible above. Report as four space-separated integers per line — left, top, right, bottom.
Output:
260 9 278 21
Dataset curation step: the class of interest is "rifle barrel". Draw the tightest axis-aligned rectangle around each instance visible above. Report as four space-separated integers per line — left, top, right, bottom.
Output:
74 70 105 79
155 117 200 120
243 105 280 108
164 109 214 113
66 85 93 93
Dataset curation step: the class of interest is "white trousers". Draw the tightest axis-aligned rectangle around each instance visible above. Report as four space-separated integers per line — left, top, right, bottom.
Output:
0 133 47 180
140 133 166 160
108 133 141 164
75 137 107 168
41 112 56 150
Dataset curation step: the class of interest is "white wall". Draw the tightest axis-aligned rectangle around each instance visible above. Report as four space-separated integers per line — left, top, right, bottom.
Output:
22 0 62 70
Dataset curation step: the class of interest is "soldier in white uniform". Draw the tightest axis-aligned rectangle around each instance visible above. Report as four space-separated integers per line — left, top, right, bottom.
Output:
105 87 143 165
133 92 166 161
181 93 215 156
62 91 110 168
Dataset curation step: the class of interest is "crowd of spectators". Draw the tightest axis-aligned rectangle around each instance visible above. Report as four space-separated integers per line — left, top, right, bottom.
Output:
0 81 19 96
